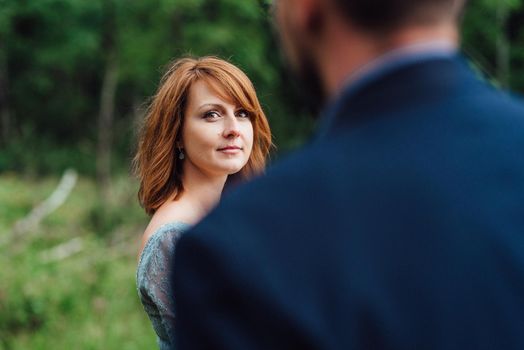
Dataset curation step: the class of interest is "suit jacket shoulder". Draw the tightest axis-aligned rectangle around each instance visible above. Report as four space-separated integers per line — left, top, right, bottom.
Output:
174 56 524 349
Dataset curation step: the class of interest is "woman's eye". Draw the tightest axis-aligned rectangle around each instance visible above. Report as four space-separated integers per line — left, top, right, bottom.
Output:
204 111 220 120
236 109 250 118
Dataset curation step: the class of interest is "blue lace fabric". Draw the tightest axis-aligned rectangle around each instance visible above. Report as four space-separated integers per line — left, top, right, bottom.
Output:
137 222 191 350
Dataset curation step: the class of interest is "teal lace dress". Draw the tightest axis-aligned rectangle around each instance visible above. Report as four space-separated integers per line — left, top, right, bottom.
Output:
136 222 191 350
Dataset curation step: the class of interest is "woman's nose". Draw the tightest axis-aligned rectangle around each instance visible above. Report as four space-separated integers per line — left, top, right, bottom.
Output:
222 115 240 138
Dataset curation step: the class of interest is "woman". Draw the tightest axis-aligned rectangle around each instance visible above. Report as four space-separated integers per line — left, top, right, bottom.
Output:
133 56 272 349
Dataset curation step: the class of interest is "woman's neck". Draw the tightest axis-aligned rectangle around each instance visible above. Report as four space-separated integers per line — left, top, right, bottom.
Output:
178 162 227 221
140 163 227 257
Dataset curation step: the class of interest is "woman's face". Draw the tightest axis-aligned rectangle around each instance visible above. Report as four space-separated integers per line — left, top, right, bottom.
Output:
181 80 254 178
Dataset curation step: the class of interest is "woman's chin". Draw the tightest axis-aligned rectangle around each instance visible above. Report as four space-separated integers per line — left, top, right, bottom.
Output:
200 165 242 178
225 165 245 175
215 159 248 174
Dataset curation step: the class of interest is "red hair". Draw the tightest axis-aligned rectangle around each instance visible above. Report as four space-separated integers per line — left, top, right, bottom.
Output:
133 57 272 215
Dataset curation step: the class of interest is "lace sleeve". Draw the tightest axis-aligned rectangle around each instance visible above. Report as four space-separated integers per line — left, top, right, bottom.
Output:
137 223 187 348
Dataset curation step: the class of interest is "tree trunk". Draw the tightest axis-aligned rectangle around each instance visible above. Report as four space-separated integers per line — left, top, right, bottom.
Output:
96 52 118 202
496 2 510 88
96 0 119 202
0 39 11 146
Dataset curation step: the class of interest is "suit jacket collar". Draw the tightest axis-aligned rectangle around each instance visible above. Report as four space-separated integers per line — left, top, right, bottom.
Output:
315 55 482 140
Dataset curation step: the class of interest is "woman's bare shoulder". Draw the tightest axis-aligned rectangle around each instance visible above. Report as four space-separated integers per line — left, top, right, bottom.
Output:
139 199 199 256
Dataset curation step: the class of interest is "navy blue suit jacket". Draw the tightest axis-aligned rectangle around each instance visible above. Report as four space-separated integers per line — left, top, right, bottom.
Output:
173 56 524 349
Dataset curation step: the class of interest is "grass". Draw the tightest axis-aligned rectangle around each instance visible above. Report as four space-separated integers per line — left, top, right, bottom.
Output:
0 173 158 349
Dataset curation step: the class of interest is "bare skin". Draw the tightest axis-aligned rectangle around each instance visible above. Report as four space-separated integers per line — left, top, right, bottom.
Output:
274 0 460 100
138 80 253 258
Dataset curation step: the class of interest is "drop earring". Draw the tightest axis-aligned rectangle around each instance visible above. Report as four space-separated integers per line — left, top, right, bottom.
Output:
178 148 185 160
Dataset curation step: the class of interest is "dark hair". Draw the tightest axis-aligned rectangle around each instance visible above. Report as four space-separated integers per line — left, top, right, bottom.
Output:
333 0 466 32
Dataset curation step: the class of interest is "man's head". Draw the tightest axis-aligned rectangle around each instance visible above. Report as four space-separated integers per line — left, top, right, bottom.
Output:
273 0 467 107
330 0 467 32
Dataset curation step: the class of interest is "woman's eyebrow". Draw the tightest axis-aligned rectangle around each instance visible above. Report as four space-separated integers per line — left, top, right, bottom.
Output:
197 103 227 112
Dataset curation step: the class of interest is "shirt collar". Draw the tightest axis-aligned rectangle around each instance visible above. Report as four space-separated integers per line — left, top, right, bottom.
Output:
336 39 458 102
315 40 458 141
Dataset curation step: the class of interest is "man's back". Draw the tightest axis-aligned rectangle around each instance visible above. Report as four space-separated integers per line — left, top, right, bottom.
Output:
174 57 524 349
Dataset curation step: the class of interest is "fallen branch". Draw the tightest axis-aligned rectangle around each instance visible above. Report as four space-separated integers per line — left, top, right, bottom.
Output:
39 237 84 263
1 169 78 245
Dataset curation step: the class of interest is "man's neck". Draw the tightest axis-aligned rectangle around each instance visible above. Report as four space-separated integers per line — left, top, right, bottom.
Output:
319 23 459 99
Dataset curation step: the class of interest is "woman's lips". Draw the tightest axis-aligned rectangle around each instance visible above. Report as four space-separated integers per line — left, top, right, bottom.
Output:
217 146 242 154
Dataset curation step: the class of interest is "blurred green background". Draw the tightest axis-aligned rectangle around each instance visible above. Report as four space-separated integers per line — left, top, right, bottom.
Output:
0 0 523 348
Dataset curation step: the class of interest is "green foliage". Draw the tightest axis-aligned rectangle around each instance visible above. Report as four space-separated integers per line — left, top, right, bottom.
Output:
6 0 103 142
461 0 524 89
0 175 150 349
86 177 144 238
0 126 95 176
1 0 314 176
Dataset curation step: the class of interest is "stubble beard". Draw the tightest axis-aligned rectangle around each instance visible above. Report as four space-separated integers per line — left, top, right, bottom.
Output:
283 32 327 116
294 49 326 116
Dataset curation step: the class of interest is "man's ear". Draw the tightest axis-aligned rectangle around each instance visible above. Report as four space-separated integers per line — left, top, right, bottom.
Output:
295 0 326 37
